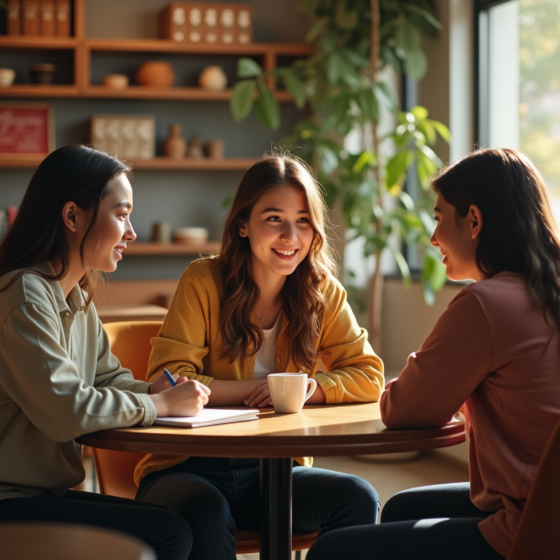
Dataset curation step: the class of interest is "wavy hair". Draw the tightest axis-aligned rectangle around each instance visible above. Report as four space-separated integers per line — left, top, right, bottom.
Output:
218 153 337 369
0 145 130 307
432 147 560 329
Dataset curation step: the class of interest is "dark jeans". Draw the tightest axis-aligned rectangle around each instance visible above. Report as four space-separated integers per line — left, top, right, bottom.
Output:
136 457 380 560
0 489 192 560
307 482 505 560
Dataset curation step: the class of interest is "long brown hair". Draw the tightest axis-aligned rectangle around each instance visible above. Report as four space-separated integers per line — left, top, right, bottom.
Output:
432 147 560 329
218 153 337 369
0 145 130 306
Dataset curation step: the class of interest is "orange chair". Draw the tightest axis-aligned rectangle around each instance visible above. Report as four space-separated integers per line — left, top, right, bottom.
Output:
508 417 560 559
95 321 317 557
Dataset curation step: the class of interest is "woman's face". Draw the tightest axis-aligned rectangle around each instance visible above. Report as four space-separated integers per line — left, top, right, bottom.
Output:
240 184 315 281
430 192 482 281
83 173 137 273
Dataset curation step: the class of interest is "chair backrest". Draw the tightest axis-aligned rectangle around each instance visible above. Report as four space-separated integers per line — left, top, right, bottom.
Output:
508 417 560 559
92 321 162 499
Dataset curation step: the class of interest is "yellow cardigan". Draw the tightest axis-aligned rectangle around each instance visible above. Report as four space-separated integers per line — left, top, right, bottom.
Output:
134 257 384 485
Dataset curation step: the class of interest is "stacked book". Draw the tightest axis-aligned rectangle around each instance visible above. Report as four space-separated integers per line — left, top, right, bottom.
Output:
7 0 71 36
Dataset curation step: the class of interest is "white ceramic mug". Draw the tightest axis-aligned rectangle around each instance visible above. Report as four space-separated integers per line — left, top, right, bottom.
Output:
267 373 317 414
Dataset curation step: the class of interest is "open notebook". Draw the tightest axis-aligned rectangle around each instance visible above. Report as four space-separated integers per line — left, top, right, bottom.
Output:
154 408 260 428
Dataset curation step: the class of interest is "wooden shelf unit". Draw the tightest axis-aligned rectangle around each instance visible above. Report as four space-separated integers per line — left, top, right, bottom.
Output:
0 0 312 102
0 156 257 171
125 242 220 256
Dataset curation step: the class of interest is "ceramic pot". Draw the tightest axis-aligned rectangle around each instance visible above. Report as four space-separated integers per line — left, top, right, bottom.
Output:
30 63 56 85
187 135 204 158
198 65 227 91
0 68 15 87
173 227 209 245
163 124 187 159
136 61 175 87
204 139 225 159
102 74 129 89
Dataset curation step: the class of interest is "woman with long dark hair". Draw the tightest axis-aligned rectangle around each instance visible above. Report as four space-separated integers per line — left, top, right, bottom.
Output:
306 148 560 560
0 145 211 559
134 153 384 560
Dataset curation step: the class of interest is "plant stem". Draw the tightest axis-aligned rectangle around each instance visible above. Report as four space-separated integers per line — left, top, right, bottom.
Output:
368 0 384 352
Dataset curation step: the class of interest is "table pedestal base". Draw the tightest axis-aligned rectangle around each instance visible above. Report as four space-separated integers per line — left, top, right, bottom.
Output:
260 458 293 560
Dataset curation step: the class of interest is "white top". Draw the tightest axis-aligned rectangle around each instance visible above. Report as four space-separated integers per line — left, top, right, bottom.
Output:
252 316 281 379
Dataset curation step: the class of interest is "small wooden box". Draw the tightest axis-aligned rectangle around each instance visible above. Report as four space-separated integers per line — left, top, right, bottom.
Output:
90 115 155 160
161 2 252 46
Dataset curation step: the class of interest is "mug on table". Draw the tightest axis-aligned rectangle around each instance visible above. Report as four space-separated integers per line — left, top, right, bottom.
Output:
267 373 317 413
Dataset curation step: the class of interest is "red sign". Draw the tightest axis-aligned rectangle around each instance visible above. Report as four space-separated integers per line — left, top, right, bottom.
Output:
0 104 53 156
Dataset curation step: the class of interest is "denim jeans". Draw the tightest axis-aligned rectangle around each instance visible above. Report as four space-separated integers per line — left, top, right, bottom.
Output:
136 457 380 560
307 482 505 560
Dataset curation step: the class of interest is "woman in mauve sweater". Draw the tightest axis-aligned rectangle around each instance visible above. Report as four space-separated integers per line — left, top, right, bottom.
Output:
308 148 560 560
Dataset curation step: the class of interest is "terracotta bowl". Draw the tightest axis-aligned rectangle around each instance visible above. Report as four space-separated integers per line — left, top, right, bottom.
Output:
102 74 129 89
136 61 175 87
0 68 15 87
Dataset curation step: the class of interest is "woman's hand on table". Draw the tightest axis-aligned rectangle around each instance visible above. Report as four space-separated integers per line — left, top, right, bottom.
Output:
149 379 211 417
245 381 272 408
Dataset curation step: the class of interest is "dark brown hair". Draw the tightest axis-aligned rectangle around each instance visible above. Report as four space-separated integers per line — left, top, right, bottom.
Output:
432 147 560 329
218 153 337 369
0 145 130 306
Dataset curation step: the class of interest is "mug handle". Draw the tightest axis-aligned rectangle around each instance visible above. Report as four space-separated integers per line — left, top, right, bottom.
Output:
304 378 317 402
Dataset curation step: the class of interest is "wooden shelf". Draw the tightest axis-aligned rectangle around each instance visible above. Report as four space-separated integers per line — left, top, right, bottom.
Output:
81 85 294 102
0 36 78 49
0 157 257 171
0 85 80 97
128 157 257 170
125 242 220 255
84 38 312 57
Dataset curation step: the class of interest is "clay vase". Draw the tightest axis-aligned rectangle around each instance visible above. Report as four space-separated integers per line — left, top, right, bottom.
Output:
163 124 187 159
187 135 204 158
136 61 175 87
204 139 225 159
198 65 227 91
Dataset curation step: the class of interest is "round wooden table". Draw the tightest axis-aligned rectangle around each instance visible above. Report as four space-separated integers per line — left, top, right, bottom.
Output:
77 402 465 560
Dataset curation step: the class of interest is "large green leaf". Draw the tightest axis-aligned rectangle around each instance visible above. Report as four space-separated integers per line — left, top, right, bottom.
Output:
404 49 428 80
283 74 307 109
429 119 452 143
391 247 412 287
405 4 443 31
417 150 439 187
229 80 256 122
385 151 415 190
237 58 263 78
374 81 397 111
396 21 422 53
255 81 280 129
334 0 358 30
305 17 328 41
326 52 346 84
411 105 428 121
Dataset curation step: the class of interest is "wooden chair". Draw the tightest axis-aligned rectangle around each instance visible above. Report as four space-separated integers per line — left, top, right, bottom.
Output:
97 321 317 557
0 522 155 560
508 417 560 559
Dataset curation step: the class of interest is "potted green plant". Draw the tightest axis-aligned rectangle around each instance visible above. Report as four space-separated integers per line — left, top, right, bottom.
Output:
230 0 450 349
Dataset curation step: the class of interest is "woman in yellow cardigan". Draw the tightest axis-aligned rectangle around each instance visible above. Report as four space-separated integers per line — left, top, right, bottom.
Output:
135 153 384 560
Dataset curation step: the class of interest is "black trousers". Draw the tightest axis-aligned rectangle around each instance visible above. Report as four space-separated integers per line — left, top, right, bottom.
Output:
0 490 192 560
307 482 505 560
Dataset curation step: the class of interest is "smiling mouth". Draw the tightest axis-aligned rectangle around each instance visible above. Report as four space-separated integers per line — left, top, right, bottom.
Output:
272 248 298 258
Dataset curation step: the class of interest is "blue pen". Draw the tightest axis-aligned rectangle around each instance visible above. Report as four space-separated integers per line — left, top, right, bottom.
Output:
163 368 177 387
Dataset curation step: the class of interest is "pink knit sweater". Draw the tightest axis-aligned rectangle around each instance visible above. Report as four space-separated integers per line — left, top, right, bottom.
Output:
381 272 560 558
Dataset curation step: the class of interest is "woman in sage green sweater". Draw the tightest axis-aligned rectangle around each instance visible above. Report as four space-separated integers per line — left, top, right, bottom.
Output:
0 145 210 560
